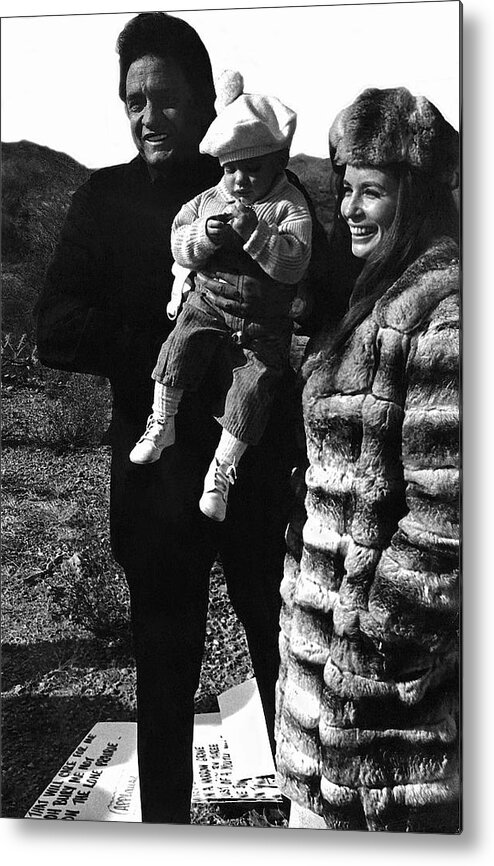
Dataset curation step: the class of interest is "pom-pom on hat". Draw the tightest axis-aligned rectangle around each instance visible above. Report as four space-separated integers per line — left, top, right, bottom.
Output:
329 87 459 188
200 70 297 165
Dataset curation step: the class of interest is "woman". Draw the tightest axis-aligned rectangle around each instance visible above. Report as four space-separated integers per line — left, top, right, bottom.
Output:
275 87 460 833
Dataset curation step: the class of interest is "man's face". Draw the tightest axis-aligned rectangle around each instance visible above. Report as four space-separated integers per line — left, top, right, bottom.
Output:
125 54 200 172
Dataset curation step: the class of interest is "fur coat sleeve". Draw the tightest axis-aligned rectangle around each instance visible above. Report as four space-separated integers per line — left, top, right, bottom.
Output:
275 236 460 832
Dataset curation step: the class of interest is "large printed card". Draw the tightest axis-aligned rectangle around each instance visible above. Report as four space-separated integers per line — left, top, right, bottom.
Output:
25 681 281 820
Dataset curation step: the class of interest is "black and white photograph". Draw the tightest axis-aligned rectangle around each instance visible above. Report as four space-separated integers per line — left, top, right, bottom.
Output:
0 0 478 860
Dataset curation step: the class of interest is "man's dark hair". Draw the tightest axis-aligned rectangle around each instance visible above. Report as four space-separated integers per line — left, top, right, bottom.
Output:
117 12 216 123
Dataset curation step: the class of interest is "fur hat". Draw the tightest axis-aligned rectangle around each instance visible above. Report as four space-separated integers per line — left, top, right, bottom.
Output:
329 87 459 187
200 70 297 165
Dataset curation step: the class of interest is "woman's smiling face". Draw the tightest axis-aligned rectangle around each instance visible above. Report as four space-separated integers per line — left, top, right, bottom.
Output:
341 165 399 259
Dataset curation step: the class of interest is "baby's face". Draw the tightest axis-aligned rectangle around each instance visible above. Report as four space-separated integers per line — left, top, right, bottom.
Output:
222 152 283 204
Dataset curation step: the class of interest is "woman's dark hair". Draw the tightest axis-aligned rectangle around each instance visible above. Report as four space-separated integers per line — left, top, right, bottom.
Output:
116 12 216 130
318 164 459 358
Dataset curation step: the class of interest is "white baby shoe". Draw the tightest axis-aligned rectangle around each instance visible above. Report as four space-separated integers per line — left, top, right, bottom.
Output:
129 415 175 464
199 458 236 522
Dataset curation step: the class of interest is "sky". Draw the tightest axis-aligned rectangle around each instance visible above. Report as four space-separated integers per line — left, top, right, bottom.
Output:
1 1 460 168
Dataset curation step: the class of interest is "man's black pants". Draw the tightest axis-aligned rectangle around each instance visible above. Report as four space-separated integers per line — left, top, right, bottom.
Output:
109 380 297 823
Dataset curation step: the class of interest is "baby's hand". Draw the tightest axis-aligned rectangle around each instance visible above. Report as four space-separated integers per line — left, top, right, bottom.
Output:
206 214 233 245
230 202 258 241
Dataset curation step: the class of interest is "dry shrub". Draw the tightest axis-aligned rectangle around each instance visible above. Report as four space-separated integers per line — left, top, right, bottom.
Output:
38 372 112 451
48 539 131 642
2 371 111 451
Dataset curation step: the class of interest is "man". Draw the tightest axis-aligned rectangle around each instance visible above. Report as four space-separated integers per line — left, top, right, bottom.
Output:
36 12 331 824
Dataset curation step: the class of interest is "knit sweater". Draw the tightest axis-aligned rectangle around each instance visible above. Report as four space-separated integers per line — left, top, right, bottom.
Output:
275 236 460 833
171 174 312 286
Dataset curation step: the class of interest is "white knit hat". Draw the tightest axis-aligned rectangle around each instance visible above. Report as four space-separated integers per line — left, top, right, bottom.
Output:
200 70 297 165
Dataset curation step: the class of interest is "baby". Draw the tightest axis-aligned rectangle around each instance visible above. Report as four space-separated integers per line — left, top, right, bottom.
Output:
130 71 312 522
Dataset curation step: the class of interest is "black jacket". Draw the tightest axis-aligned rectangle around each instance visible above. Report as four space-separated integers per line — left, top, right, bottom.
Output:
36 154 220 420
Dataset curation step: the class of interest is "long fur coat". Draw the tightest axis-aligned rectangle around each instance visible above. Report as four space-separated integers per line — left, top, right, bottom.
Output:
275 235 460 832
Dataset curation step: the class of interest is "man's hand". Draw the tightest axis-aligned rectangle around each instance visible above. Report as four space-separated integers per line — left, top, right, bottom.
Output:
230 201 258 241
206 213 233 245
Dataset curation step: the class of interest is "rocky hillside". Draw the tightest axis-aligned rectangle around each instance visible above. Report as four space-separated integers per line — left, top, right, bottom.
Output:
1 141 335 337
2 141 91 336
289 152 336 235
